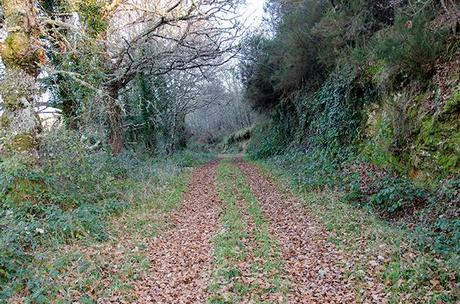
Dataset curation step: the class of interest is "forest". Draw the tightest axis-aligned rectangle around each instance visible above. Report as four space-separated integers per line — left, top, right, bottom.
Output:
0 0 459 303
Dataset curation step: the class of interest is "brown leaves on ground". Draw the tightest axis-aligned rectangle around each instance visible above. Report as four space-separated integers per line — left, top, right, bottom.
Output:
235 160 388 304
131 161 222 304
97 159 388 303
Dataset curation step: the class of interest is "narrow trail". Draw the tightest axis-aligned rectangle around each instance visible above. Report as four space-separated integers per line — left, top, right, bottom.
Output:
235 160 387 304
132 158 386 303
133 161 222 303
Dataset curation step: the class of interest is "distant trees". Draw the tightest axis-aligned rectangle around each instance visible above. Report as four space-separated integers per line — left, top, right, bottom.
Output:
102 0 243 153
186 68 254 143
0 0 245 157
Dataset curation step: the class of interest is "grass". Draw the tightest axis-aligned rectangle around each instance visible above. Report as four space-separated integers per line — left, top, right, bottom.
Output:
210 160 250 303
49 168 192 303
0 148 213 303
6 166 192 303
209 159 286 303
252 159 459 303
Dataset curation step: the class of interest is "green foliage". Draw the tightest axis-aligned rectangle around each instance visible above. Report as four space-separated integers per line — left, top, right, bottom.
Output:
373 8 446 79
78 0 108 38
40 130 125 206
267 151 339 191
359 114 406 173
0 128 211 301
369 177 428 214
243 0 459 236
413 176 460 256
414 113 460 177
246 119 286 159
303 68 373 151
240 35 280 112
124 74 166 152
242 0 454 170
247 67 375 160
124 73 189 154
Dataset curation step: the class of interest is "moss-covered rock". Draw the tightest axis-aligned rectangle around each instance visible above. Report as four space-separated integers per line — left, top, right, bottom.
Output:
414 113 460 177
6 133 38 152
6 178 48 205
0 115 10 128
360 104 406 173
361 83 459 181
443 88 460 114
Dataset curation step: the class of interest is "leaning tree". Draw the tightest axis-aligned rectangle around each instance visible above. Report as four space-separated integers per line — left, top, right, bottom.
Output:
0 0 45 164
101 0 244 153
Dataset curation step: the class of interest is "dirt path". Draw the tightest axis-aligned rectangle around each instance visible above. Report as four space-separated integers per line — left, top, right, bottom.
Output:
133 161 222 303
235 160 358 303
132 159 386 303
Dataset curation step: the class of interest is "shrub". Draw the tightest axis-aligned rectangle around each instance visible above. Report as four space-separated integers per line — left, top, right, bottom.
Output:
369 177 428 214
40 130 126 207
373 8 446 79
247 120 286 159
413 176 460 256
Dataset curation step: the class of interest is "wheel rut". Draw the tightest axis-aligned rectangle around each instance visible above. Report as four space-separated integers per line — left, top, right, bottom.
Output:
130 158 387 303
235 160 358 303
133 161 222 303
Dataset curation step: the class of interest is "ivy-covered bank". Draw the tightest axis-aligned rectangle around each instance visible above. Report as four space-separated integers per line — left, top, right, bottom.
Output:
241 1 459 302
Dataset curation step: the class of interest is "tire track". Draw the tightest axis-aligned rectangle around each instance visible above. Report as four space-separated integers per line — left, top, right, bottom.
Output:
235 160 360 303
133 161 222 303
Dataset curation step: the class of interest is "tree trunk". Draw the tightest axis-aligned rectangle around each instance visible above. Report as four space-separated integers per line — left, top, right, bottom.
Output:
106 83 124 154
0 0 43 163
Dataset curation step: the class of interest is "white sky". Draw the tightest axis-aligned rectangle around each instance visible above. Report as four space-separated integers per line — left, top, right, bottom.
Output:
239 0 265 29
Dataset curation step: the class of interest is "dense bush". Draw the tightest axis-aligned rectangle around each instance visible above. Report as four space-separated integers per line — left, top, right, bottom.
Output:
246 119 287 159
373 8 446 79
0 130 214 300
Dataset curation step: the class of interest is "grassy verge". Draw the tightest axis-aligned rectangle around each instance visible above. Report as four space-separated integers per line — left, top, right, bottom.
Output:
252 159 459 303
47 168 192 303
0 146 213 302
209 159 286 303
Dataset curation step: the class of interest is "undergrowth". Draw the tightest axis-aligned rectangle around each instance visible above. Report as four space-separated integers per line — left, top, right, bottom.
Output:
252 157 459 303
0 130 214 302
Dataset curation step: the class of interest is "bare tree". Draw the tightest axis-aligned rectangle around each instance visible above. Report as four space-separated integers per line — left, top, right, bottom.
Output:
102 0 244 153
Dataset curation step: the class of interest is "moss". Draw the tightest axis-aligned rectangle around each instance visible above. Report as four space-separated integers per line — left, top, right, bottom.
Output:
2 32 29 62
408 92 427 120
0 32 42 74
360 113 406 173
7 178 47 205
2 89 22 109
414 114 460 177
6 133 37 152
443 89 460 114
78 1 108 38
0 115 10 128
366 60 386 81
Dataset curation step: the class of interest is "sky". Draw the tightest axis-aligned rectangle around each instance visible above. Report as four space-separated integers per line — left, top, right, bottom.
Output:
240 0 265 29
